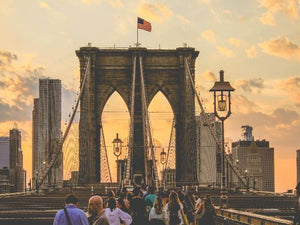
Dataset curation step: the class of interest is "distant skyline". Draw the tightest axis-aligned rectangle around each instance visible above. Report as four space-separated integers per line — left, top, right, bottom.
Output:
0 0 299 192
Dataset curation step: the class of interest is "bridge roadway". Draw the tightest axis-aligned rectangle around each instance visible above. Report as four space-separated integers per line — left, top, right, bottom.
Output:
0 186 296 225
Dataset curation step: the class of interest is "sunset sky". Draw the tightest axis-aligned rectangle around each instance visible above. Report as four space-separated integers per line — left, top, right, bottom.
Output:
0 0 299 192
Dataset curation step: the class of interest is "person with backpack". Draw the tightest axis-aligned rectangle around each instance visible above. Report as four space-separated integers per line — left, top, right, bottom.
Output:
53 193 89 225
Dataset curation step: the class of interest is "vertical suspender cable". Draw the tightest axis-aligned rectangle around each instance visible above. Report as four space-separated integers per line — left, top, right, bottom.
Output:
139 56 159 188
124 56 137 185
101 126 112 182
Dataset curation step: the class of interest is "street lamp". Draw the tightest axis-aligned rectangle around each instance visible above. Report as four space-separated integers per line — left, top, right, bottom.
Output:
160 148 167 165
210 70 235 207
160 148 167 189
112 133 123 185
112 133 123 161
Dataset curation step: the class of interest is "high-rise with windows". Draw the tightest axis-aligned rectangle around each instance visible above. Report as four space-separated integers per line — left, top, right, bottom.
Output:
9 127 26 192
32 79 62 189
196 113 222 186
0 137 10 169
231 126 274 191
297 149 300 184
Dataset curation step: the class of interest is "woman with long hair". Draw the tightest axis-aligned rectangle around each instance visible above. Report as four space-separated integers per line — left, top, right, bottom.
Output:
165 192 184 225
149 196 168 225
105 197 132 225
195 194 216 225
130 196 150 225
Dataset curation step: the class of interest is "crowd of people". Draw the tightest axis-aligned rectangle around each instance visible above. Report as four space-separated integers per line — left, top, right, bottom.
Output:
53 186 217 225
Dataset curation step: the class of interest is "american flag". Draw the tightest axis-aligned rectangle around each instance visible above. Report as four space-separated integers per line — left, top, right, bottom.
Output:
137 17 152 32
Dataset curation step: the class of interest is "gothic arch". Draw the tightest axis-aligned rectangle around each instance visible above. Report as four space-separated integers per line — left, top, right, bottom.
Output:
77 47 199 185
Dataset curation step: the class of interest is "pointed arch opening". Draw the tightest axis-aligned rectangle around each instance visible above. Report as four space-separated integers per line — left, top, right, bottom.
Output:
148 91 174 181
101 91 130 182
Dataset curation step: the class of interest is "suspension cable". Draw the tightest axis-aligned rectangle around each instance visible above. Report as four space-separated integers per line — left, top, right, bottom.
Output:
124 56 137 185
100 125 112 182
139 56 159 188
184 57 250 188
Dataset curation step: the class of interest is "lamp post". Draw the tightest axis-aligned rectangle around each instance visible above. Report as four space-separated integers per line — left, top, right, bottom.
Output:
245 170 250 191
35 171 38 193
112 133 123 184
160 148 167 189
210 70 235 207
112 133 123 161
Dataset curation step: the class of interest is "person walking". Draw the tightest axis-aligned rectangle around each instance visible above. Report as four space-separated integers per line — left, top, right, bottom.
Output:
117 197 130 214
149 196 168 225
195 194 216 225
88 195 110 225
130 196 149 225
165 192 184 225
53 193 89 225
105 197 132 225
145 186 157 215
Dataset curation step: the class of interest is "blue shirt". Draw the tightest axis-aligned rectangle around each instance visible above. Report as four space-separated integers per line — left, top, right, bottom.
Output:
53 204 89 225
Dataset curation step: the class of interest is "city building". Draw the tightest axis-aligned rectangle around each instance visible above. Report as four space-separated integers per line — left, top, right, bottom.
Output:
241 125 253 141
297 149 300 184
231 126 275 192
196 113 221 186
9 127 26 192
0 167 13 193
32 79 62 189
0 137 10 169
32 98 39 188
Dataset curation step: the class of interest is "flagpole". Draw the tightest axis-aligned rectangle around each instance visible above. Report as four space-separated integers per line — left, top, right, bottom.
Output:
137 24 140 47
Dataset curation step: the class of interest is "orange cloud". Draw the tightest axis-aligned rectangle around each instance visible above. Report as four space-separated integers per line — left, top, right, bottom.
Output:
201 71 217 82
229 38 241 48
260 11 276 26
176 15 190 23
216 46 234 57
259 0 286 12
39 1 50 9
258 36 300 60
108 0 123 8
201 30 216 43
231 94 259 114
279 77 300 106
0 50 45 110
234 78 264 93
137 2 172 23
245 46 258 58
259 0 299 26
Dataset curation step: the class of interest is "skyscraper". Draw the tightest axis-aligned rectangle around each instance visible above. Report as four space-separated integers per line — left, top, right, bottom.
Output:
231 126 274 191
241 125 253 141
196 113 222 185
0 137 10 168
32 79 62 189
9 128 22 169
32 98 39 189
297 149 300 184
9 127 26 192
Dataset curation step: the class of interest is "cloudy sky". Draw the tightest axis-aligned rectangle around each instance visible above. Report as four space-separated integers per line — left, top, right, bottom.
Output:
0 0 299 192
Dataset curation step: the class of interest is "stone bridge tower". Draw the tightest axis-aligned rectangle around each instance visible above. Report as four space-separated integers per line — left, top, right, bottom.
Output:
76 46 199 185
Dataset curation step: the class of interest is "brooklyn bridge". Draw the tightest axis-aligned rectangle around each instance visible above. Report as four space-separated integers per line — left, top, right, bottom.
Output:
0 45 296 225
